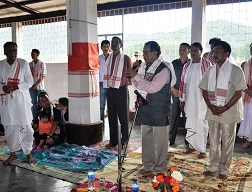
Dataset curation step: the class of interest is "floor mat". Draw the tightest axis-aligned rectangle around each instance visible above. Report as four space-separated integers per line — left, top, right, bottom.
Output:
0 141 116 184
92 140 142 153
92 148 252 192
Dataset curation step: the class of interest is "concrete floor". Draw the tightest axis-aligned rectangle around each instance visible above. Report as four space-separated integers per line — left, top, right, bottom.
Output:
0 121 251 192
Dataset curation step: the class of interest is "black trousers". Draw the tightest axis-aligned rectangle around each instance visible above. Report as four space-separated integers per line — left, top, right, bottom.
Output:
107 86 129 145
169 97 186 145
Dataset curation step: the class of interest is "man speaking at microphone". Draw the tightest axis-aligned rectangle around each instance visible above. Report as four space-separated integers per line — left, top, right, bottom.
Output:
126 41 171 178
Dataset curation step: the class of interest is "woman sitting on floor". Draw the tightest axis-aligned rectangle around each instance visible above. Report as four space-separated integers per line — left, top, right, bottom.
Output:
32 92 65 148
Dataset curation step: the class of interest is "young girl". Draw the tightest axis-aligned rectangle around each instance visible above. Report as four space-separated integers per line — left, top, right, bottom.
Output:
33 110 52 151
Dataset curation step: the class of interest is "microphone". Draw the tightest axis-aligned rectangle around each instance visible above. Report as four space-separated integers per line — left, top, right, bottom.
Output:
134 90 148 105
132 60 142 70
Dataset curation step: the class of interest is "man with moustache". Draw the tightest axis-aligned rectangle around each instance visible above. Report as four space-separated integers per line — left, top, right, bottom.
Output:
103 36 132 149
127 41 171 177
99 40 110 129
0 42 35 165
179 42 212 159
199 41 247 179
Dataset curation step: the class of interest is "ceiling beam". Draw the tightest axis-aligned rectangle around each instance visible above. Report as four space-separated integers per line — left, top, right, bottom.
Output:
97 0 186 11
0 0 50 9
0 10 66 24
0 0 39 15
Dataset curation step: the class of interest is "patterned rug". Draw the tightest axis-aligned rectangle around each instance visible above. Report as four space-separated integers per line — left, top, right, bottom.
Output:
92 148 252 192
0 141 116 184
1 140 252 191
92 140 142 153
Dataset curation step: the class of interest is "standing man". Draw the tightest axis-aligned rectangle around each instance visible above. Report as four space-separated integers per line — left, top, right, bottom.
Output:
237 43 252 149
179 42 212 159
99 40 110 129
103 36 132 149
199 41 247 179
169 43 190 145
203 37 221 64
127 41 171 177
29 49 47 118
0 42 35 165
203 37 235 64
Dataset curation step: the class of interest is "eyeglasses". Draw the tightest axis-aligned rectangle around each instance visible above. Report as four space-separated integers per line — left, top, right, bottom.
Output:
143 50 153 55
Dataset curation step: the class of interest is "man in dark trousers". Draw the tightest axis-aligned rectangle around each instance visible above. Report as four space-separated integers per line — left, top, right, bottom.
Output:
169 43 190 145
103 36 133 149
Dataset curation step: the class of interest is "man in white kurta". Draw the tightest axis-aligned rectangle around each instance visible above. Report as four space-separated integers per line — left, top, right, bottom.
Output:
0 42 35 165
237 44 252 149
199 41 247 179
179 42 212 159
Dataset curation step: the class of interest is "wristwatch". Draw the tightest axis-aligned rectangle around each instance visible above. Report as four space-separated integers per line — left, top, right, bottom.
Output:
47 135 52 139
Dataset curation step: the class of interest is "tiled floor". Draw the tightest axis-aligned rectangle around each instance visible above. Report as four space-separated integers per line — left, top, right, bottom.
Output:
0 119 251 192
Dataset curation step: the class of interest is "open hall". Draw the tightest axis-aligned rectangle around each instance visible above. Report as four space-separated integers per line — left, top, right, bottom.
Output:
0 0 252 191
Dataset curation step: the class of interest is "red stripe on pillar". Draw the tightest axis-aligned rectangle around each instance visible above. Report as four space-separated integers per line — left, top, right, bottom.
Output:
68 42 100 71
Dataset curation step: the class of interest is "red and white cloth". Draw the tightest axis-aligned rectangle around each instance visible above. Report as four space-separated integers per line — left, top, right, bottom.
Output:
137 59 163 98
0 59 20 105
103 53 125 89
29 59 47 90
29 60 42 80
243 58 252 103
179 57 212 101
207 59 233 106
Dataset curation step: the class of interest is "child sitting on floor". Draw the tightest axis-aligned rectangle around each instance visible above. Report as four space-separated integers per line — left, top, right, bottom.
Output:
58 97 69 124
33 110 52 152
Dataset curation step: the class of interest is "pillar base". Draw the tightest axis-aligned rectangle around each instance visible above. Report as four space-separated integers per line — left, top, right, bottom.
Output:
66 122 103 146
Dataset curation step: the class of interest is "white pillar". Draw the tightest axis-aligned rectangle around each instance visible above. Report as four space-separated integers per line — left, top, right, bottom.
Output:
11 22 23 57
66 0 102 145
191 0 206 47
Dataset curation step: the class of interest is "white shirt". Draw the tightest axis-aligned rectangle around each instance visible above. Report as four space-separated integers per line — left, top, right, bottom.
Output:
99 54 108 83
0 58 33 125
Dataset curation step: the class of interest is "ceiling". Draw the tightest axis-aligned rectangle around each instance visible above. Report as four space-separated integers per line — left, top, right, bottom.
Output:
0 0 185 24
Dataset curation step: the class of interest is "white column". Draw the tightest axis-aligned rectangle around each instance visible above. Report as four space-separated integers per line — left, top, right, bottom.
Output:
11 22 24 57
191 0 206 47
67 0 100 125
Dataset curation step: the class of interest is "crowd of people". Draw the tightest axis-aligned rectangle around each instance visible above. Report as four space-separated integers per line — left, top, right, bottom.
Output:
0 37 251 182
99 36 251 180
0 41 68 165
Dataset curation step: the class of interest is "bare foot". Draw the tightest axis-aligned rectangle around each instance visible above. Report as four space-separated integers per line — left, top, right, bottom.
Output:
26 153 36 164
198 153 206 159
3 152 16 166
241 141 251 149
183 148 196 154
219 174 228 180
203 170 215 177
138 168 151 175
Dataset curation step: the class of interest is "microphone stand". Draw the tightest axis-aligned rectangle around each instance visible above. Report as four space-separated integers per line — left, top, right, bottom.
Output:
118 122 122 192
117 95 142 189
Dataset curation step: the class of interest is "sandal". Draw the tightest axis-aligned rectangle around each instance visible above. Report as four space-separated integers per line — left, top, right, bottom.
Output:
241 141 251 149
